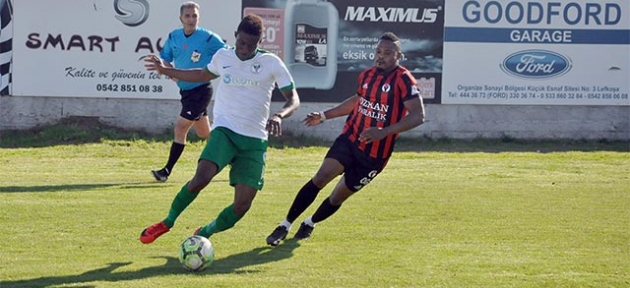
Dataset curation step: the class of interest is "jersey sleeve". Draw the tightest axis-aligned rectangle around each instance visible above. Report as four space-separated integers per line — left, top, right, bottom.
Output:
398 70 420 102
205 49 222 77
272 56 294 91
356 68 369 96
207 34 227 59
159 32 174 62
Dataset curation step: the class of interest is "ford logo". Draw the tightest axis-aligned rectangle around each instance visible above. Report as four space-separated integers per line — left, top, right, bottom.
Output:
501 50 572 79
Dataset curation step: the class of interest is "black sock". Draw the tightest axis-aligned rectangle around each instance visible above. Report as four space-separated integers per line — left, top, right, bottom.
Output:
164 142 185 173
286 180 321 223
311 197 341 223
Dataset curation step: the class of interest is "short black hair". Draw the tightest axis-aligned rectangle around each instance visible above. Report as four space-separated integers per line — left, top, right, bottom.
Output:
380 32 400 42
379 32 401 51
237 14 264 37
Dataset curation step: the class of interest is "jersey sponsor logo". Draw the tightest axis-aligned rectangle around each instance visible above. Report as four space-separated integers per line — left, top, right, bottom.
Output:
222 74 261 87
357 98 388 122
114 0 150 27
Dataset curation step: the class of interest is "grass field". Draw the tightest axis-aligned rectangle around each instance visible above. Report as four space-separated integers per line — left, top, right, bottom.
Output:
0 122 628 287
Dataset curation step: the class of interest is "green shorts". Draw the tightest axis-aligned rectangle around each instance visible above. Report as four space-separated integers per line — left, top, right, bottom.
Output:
200 127 267 190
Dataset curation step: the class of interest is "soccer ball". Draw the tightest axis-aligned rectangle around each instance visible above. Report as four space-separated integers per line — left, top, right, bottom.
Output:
178 235 215 271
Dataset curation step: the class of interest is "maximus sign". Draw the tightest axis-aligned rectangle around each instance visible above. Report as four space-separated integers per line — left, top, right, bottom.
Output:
344 6 440 23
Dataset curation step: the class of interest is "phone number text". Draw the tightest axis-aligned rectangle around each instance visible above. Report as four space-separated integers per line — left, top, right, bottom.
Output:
448 91 628 100
96 84 163 93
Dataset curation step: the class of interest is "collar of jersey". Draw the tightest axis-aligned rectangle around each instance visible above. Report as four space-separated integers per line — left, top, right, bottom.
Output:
239 48 260 61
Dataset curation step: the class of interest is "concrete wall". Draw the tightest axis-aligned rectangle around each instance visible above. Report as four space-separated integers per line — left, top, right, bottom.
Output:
1 95 628 140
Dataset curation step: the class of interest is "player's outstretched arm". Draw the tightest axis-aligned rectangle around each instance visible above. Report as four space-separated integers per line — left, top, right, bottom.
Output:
143 54 215 82
302 94 359 127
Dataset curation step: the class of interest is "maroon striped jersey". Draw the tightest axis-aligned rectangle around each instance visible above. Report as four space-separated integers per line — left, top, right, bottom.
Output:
341 65 420 159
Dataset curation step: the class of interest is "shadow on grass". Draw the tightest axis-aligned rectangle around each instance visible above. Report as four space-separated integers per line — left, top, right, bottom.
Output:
0 179 228 194
0 181 228 193
0 183 167 193
1 240 300 288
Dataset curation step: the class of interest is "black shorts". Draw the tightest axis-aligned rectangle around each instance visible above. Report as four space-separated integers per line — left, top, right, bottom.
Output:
179 84 213 121
325 136 388 192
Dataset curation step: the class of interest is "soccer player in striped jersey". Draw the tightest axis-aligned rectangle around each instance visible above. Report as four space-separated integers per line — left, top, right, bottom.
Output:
150 2 227 182
139 14 300 244
267 32 425 246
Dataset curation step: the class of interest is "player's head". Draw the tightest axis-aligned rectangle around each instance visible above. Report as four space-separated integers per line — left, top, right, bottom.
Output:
234 14 264 60
180 2 200 33
374 32 403 72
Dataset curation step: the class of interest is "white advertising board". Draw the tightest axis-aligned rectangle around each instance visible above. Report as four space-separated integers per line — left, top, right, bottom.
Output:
12 0 240 99
442 0 630 105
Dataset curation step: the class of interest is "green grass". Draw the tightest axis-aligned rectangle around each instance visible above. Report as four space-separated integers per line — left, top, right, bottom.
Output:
0 122 628 287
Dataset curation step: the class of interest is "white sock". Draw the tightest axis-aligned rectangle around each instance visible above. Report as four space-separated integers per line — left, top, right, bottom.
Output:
303 217 315 227
280 219 292 230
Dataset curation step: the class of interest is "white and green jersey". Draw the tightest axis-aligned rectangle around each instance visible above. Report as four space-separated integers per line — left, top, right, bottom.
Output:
206 48 294 140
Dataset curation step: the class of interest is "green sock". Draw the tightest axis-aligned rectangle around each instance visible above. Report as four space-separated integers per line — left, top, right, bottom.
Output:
163 183 198 228
198 204 243 237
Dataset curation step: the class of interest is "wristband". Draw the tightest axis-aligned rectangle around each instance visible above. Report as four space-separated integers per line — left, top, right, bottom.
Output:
273 113 283 119
319 111 327 122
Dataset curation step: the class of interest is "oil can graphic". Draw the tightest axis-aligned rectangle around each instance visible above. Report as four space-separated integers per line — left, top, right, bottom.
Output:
284 0 338 90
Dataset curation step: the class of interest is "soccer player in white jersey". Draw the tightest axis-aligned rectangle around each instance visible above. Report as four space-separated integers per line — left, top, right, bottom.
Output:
139 14 300 244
